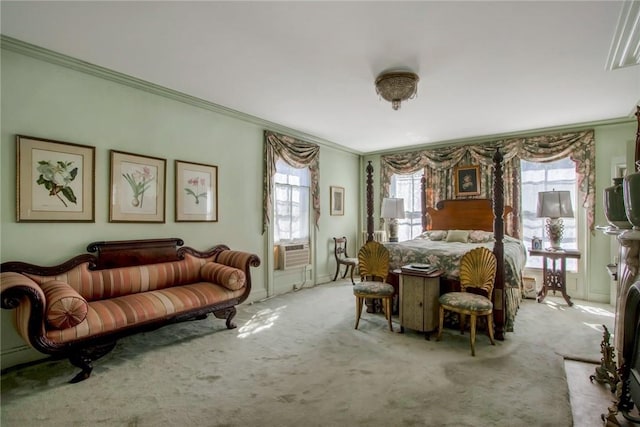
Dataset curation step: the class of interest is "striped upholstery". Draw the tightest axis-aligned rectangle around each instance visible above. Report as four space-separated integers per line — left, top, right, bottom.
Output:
4 251 253 344
46 282 245 344
215 250 255 271
24 254 213 301
201 263 246 291
41 280 88 329
1 272 46 341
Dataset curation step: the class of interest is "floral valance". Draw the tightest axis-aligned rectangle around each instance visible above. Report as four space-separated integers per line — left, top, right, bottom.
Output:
381 129 596 234
263 130 320 234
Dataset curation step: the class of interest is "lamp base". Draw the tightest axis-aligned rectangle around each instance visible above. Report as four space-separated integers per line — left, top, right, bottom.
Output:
388 219 398 243
545 217 564 250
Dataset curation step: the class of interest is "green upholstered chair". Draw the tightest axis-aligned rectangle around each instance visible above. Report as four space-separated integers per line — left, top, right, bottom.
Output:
437 247 497 356
353 240 394 331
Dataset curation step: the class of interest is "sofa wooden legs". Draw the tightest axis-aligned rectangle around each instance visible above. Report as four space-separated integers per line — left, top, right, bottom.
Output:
68 341 116 383
63 307 237 383
213 306 237 329
69 352 93 383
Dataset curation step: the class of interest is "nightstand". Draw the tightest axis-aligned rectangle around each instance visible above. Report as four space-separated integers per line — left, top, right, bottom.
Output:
399 265 444 339
528 248 581 306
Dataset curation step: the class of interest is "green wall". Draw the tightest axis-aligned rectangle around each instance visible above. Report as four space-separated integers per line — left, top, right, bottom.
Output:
0 47 361 368
1 40 635 370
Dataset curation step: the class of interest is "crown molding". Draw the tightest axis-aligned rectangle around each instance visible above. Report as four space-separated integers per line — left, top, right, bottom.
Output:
0 35 359 156
368 116 635 156
606 0 640 70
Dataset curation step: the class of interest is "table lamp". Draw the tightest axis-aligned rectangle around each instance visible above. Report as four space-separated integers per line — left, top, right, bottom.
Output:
536 190 574 250
381 197 405 242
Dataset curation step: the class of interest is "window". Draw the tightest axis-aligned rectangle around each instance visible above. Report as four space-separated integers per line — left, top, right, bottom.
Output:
521 158 578 270
390 171 423 242
273 159 310 243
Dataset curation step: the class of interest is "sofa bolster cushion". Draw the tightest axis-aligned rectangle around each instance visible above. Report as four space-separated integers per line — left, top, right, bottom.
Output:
41 280 89 330
200 262 246 291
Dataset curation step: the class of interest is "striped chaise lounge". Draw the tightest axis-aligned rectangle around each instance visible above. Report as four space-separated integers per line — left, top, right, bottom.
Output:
0 238 260 383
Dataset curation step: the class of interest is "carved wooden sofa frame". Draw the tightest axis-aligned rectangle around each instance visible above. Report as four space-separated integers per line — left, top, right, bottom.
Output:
1 238 260 383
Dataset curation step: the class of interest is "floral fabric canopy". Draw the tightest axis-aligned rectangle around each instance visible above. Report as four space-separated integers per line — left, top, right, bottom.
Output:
381 130 595 237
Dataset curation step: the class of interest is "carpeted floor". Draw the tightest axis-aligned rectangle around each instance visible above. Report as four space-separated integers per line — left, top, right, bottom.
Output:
1 280 614 427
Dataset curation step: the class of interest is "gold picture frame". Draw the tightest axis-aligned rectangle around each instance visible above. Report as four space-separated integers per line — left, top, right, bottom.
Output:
175 160 218 222
109 150 166 223
16 135 95 222
330 186 345 216
454 165 481 197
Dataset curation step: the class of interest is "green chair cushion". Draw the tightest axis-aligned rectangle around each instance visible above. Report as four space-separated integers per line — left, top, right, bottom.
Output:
353 282 394 296
439 292 493 311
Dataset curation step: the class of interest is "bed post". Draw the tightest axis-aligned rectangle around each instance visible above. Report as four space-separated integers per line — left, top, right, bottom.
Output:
636 105 640 167
366 161 374 242
421 175 428 231
492 148 506 341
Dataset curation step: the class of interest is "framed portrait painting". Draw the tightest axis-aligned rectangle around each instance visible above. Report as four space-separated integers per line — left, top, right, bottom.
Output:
330 186 344 216
531 237 543 250
16 135 95 222
454 165 481 197
175 160 218 222
109 150 166 223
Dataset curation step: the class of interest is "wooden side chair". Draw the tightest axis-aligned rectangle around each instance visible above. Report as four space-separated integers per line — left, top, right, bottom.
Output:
353 240 394 331
437 247 497 356
333 236 357 285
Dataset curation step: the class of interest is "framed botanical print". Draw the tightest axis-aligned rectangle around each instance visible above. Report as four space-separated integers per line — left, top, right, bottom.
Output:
109 150 166 223
16 135 95 222
175 160 218 222
454 165 481 197
330 186 344 216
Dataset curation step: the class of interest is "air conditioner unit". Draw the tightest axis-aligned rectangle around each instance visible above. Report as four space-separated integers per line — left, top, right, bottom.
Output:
278 243 311 270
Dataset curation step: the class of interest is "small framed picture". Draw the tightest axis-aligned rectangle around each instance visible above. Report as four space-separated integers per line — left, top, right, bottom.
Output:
16 135 95 222
330 186 344 216
454 165 481 197
532 237 543 250
175 160 218 222
109 150 166 223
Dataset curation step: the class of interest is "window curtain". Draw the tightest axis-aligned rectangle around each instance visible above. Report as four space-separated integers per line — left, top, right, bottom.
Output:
263 130 320 234
381 129 595 237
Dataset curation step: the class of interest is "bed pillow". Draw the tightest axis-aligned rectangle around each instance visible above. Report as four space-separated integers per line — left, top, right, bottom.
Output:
469 230 494 243
425 230 448 241
445 230 470 243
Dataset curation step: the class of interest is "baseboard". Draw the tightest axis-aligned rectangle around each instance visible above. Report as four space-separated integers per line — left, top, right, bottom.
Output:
1 345 47 371
586 293 610 304
246 288 268 303
315 274 333 284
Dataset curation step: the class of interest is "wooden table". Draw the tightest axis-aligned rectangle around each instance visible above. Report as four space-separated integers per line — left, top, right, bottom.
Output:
399 265 444 339
529 249 581 306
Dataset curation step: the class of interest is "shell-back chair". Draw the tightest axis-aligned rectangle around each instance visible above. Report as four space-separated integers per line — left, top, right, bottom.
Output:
437 247 497 356
353 240 394 331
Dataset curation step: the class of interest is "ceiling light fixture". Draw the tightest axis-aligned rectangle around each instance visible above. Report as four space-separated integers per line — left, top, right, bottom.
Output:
375 71 419 110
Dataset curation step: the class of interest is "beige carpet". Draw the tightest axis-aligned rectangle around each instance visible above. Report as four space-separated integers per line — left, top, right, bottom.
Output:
1 280 614 427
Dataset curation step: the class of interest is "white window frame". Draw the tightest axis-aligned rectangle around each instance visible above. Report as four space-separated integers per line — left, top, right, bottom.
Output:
390 171 423 242
273 159 310 245
521 158 579 271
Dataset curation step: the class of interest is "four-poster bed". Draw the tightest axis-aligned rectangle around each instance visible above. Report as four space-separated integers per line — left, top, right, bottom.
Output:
365 149 525 340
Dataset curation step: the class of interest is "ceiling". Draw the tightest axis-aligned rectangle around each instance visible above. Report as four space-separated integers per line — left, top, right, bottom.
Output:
1 1 639 154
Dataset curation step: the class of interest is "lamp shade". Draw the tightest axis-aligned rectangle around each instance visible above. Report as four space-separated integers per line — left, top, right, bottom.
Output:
536 191 574 218
381 198 405 219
